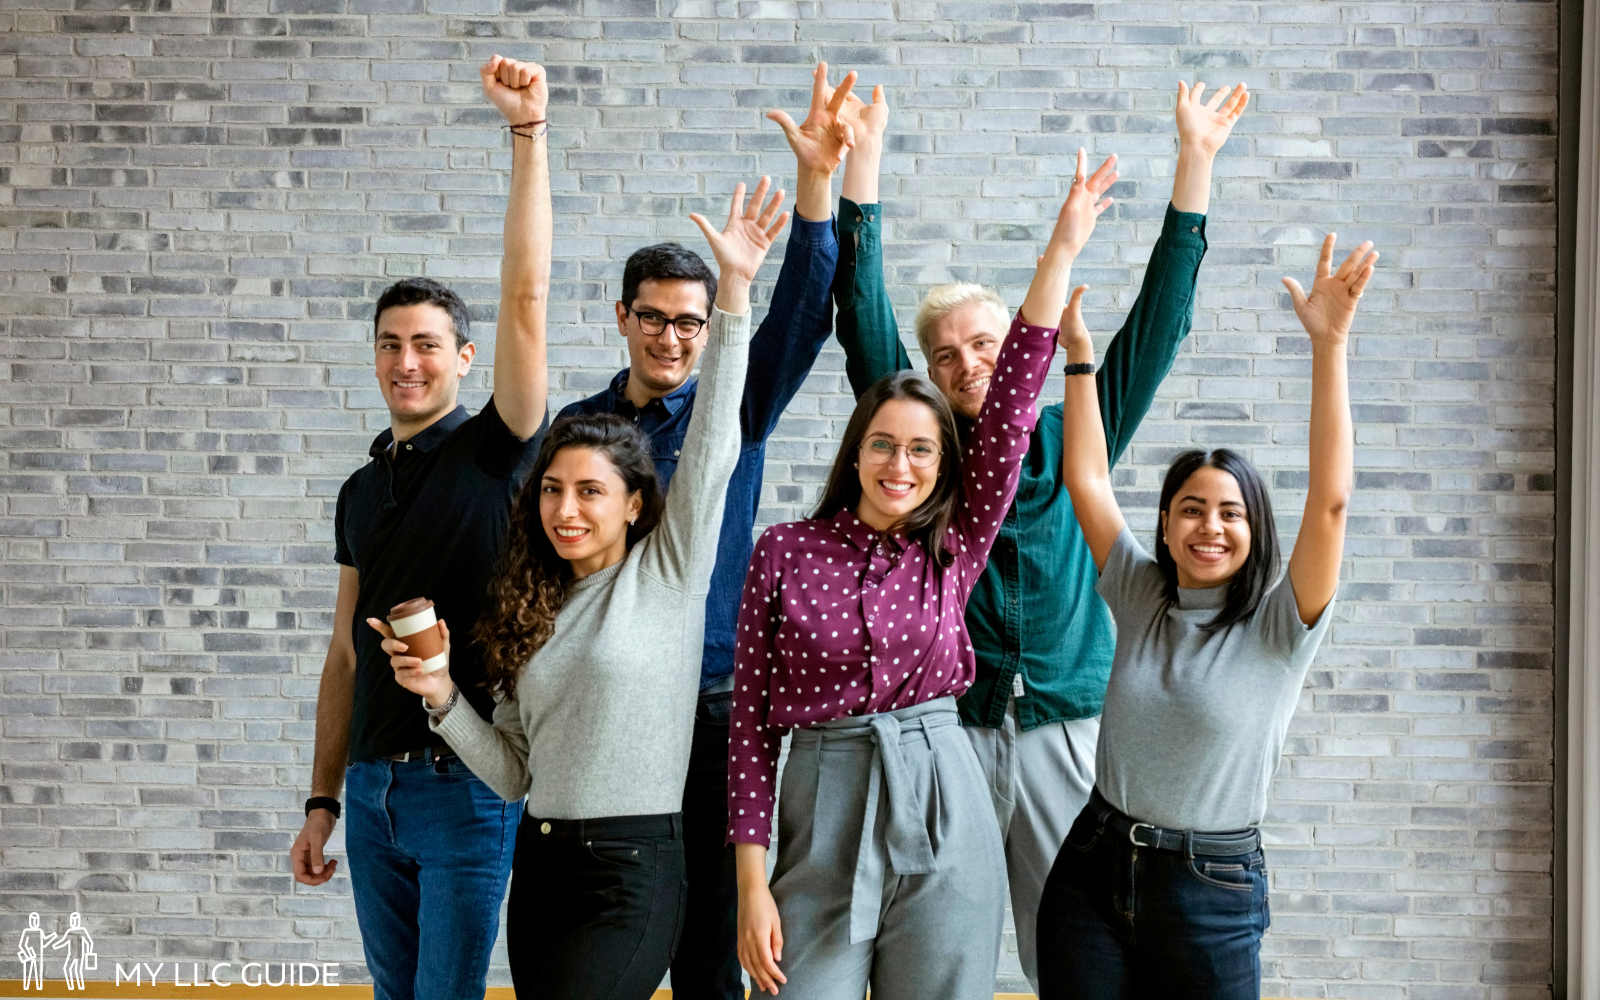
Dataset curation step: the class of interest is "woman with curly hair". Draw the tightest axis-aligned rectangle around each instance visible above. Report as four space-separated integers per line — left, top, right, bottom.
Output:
378 178 788 1000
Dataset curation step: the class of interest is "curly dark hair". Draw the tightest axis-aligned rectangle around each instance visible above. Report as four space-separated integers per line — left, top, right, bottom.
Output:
476 414 665 698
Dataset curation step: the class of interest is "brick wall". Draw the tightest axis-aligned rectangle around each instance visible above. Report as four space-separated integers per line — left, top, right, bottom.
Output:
0 4 1556 996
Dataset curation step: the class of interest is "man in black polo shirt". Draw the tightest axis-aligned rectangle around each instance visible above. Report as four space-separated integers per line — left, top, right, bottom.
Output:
288 56 550 1000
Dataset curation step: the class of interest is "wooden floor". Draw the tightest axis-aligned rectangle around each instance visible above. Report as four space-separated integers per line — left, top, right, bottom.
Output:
0 981 1306 999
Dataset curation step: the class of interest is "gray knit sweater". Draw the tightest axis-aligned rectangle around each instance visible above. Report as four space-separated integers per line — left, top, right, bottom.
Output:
433 307 750 818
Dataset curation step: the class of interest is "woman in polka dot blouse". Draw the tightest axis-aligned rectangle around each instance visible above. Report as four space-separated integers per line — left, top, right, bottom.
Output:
727 149 1116 999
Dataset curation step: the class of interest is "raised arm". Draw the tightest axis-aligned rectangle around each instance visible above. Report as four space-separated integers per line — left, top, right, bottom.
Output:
1284 234 1374 625
1059 288 1126 571
639 180 787 586
949 150 1109 571
832 82 908 398
481 55 550 440
1171 81 1247 215
735 63 853 439
1089 82 1245 468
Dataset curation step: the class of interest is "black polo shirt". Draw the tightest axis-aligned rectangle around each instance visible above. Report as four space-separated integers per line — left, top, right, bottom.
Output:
334 398 541 762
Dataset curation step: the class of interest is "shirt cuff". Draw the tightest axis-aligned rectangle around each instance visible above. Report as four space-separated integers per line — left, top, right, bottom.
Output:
710 305 753 346
1163 202 1208 249
787 213 835 246
837 195 881 237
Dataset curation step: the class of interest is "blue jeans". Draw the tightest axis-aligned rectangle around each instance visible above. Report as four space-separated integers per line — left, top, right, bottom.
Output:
1036 795 1269 999
345 755 520 1000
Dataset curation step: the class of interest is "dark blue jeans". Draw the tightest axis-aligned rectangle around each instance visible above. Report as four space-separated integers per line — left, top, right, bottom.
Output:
1036 798 1270 999
344 755 520 1000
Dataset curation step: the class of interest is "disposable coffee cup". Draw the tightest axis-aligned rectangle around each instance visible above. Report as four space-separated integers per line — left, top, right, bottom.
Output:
387 598 449 673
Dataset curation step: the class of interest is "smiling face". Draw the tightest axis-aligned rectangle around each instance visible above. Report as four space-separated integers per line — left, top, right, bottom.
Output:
1161 465 1253 589
617 278 711 406
854 397 943 532
375 302 475 439
538 446 644 580
924 299 1010 421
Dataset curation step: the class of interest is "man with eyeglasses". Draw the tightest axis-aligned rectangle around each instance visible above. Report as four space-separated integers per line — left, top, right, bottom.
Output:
555 63 855 999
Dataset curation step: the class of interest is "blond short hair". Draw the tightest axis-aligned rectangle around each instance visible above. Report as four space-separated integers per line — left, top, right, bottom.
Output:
912 283 1010 361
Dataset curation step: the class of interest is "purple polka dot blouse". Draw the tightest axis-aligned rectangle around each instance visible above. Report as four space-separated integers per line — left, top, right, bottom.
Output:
727 315 1058 845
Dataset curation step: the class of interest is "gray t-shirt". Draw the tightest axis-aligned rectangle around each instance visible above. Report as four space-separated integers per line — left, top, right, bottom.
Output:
1094 527 1335 831
433 308 750 819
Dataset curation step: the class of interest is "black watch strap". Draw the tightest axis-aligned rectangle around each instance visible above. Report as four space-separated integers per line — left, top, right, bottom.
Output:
1062 362 1096 376
305 795 341 820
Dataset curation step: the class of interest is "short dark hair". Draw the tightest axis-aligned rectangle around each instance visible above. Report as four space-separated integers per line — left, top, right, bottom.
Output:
1155 448 1279 633
811 371 963 568
620 242 716 313
477 413 665 698
373 277 470 349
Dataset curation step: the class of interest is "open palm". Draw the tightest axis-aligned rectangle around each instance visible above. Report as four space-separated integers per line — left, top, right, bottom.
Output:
1283 234 1378 349
1176 81 1248 155
690 178 790 285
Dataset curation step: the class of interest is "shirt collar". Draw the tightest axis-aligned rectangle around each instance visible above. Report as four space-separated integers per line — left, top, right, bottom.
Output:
607 367 695 419
1176 582 1229 611
368 404 470 460
828 508 909 555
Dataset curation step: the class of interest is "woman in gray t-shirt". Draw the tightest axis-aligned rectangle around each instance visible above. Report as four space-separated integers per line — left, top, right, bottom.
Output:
1036 231 1378 999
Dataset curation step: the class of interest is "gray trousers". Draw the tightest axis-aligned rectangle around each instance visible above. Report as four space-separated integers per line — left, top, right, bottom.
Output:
770 697 1006 1000
965 700 1100 993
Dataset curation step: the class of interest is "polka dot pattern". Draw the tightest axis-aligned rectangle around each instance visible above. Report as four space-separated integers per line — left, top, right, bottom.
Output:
726 316 1058 845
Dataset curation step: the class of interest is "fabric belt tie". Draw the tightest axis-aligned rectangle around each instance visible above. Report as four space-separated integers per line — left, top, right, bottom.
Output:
843 712 938 944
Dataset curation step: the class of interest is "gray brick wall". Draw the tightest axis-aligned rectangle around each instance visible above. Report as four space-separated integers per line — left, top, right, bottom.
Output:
0 4 1556 997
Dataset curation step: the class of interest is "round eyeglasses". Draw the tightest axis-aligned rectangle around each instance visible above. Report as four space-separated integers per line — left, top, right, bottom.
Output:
626 306 707 341
859 438 941 468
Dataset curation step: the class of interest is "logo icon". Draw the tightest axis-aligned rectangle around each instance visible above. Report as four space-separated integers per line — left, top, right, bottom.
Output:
15 911 96 991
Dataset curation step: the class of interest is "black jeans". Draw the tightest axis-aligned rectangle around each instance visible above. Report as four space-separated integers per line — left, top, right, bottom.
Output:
671 691 745 999
506 812 686 1000
1036 793 1270 999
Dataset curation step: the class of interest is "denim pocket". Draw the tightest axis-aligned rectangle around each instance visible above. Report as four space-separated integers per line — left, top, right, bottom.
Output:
1062 810 1104 853
1185 852 1264 893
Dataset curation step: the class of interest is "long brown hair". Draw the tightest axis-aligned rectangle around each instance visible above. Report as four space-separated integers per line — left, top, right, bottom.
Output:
476 414 664 697
811 371 963 567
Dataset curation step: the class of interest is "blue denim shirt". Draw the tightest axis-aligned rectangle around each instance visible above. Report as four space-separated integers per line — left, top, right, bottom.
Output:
559 216 839 692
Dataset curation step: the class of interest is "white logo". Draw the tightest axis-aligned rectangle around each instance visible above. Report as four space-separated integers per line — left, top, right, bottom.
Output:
15 911 340 991
16 911 96 991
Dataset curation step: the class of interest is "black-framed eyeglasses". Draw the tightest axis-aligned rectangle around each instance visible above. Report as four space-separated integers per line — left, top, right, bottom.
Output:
626 306 708 340
859 438 941 468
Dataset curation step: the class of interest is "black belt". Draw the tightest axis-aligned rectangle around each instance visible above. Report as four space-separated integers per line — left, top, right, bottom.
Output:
523 812 682 840
1088 788 1260 857
377 747 456 765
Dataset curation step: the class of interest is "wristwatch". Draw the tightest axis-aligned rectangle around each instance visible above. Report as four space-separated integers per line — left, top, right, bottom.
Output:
304 796 341 819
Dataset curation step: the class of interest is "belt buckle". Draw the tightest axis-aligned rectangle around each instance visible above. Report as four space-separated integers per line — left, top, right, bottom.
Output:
1127 821 1156 848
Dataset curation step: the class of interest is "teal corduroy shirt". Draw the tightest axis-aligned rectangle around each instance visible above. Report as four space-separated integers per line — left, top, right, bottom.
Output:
831 197 1207 729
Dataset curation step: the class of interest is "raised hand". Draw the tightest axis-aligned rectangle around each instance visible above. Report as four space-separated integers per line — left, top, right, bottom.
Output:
1046 147 1117 260
836 82 889 151
368 616 456 709
1176 80 1248 157
766 62 858 176
480 54 547 126
1282 233 1378 349
689 177 790 293
1057 285 1091 355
